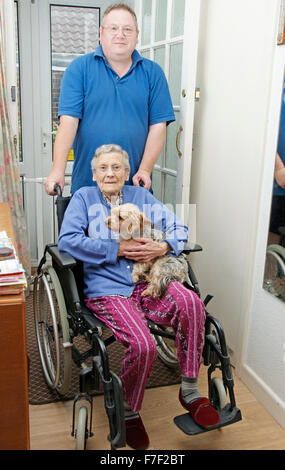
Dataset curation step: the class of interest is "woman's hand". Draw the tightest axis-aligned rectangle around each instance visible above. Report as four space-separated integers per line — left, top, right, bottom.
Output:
118 238 170 262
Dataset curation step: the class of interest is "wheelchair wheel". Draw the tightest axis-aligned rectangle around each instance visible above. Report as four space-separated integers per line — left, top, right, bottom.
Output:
152 326 178 369
210 377 227 410
263 245 285 299
33 265 72 394
76 406 88 450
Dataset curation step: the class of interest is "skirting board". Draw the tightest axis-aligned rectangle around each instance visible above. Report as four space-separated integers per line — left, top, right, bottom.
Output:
241 364 285 430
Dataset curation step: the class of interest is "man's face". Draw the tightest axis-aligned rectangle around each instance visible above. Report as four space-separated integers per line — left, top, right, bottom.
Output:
92 152 130 199
100 9 138 63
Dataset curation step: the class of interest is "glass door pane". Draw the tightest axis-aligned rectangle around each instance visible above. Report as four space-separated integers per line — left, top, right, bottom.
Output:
171 0 185 37
141 0 152 46
164 174 176 206
152 169 161 200
50 5 100 162
137 0 186 206
155 0 167 42
165 113 179 171
154 45 165 71
168 43 183 106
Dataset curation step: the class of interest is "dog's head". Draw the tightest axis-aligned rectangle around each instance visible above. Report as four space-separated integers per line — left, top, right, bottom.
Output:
105 203 152 240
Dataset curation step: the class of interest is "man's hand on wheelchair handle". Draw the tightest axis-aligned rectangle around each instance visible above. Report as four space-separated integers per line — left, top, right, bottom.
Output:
45 171 65 196
132 170 151 190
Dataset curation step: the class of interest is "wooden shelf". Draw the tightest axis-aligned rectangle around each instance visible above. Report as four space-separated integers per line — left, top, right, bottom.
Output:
0 203 30 450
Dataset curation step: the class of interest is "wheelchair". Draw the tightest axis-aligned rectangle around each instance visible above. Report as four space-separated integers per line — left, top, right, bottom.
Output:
33 185 242 450
263 226 285 301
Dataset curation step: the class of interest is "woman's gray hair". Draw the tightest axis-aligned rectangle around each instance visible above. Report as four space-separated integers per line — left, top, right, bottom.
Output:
91 144 130 171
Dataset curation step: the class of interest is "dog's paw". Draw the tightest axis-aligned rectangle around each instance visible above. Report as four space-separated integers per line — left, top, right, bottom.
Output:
141 288 152 297
141 286 161 298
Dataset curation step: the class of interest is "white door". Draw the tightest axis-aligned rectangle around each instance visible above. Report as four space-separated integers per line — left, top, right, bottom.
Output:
15 0 111 265
136 0 200 208
15 0 200 265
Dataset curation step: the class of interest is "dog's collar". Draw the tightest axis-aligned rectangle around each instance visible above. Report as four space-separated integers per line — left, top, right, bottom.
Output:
102 190 123 208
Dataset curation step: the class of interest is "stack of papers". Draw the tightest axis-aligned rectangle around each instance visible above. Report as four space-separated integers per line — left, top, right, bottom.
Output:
0 231 27 295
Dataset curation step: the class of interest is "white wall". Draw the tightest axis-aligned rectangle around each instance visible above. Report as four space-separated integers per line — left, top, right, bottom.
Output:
190 0 285 428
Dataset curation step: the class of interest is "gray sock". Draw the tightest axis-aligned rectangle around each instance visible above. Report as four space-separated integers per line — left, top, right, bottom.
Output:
124 400 139 420
181 376 202 404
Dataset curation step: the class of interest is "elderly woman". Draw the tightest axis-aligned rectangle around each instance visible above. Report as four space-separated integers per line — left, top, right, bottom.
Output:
58 144 219 450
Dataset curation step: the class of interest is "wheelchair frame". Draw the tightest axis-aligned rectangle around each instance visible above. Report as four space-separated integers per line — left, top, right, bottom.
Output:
263 226 285 301
33 190 242 450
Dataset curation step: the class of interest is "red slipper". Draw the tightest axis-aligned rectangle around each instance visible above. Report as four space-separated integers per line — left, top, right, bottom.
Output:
125 414 150 450
179 389 220 428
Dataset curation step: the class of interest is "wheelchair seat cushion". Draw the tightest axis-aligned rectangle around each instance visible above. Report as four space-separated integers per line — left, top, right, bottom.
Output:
80 303 106 330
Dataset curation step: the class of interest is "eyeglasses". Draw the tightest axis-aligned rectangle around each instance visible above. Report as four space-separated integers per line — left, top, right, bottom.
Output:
102 25 136 37
96 164 126 174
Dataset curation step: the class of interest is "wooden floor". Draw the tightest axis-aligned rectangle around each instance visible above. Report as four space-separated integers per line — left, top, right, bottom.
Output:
29 367 285 451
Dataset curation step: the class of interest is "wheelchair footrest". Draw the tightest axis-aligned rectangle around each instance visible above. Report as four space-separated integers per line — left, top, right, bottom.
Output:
173 404 242 435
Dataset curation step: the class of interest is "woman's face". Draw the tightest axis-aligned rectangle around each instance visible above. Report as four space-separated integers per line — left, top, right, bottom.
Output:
92 152 130 199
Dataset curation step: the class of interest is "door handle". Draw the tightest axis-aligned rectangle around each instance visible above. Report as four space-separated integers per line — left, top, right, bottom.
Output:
176 125 183 158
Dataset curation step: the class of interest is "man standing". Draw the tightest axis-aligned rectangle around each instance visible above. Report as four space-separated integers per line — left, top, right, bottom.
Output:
45 3 175 196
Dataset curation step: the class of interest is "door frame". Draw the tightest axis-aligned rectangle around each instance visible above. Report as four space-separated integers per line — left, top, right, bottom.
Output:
178 0 200 205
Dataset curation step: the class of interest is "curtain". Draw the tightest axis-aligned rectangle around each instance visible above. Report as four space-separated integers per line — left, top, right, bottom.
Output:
0 1 31 280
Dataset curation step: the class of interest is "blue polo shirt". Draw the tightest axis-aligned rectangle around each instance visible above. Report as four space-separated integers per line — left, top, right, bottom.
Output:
58 45 175 194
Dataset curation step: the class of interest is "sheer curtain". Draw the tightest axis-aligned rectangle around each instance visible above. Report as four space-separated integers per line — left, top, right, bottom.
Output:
0 1 31 280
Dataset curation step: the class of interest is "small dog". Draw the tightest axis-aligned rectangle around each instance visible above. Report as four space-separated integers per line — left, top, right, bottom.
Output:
105 203 190 297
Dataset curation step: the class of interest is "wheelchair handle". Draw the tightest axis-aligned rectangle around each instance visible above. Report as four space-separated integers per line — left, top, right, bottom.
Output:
54 184 63 197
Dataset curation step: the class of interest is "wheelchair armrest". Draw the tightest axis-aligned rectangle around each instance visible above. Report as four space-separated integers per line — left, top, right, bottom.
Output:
46 242 201 266
182 242 203 254
46 244 77 269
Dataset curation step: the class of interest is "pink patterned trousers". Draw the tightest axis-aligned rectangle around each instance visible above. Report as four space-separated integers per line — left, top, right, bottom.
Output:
85 281 205 412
